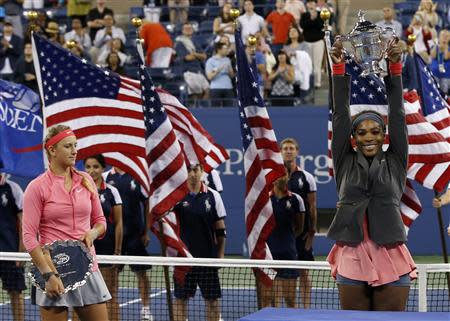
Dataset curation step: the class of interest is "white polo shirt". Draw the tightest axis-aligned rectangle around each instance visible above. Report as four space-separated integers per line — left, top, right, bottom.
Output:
238 13 265 42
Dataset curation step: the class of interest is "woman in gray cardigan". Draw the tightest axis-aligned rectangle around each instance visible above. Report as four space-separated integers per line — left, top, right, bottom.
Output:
326 40 416 311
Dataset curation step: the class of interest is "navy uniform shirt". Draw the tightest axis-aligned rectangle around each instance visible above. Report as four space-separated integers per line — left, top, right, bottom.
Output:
288 166 316 234
268 192 305 258
174 184 226 258
104 170 147 237
95 181 122 247
0 179 23 252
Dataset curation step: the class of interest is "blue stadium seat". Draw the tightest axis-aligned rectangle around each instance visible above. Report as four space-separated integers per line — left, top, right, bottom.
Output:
199 20 214 34
129 6 144 19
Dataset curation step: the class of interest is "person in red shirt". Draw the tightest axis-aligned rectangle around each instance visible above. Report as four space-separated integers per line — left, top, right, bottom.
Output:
266 0 296 56
140 22 174 67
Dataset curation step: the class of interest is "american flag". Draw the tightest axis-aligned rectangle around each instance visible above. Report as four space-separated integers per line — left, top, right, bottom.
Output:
235 29 285 285
32 33 228 198
136 49 189 219
157 90 229 172
414 53 450 143
409 53 450 191
32 33 151 193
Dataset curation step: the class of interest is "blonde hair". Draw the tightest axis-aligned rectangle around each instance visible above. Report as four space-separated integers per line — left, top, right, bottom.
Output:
45 125 96 194
280 137 300 150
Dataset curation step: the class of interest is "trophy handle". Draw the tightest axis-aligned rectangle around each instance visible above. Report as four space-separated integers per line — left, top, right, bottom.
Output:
331 35 353 60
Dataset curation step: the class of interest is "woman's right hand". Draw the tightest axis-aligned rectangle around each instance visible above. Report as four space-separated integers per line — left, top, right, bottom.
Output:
45 275 65 298
330 38 345 64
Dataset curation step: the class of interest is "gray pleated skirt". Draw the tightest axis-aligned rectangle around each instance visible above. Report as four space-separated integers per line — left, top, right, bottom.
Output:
35 271 112 307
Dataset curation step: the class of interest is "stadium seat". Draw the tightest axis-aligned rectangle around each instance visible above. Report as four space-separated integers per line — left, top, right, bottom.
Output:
130 6 145 19
199 20 214 34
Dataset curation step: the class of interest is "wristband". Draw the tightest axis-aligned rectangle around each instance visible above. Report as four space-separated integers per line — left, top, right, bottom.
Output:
215 228 227 238
332 63 345 75
389 62 402 76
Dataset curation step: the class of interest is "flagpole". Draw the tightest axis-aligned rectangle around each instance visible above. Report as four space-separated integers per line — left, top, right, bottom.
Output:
131 17 175 320
158 219 175 321
434 190 450 297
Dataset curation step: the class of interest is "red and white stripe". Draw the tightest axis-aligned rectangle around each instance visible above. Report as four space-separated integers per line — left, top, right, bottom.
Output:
244 105 286 182
244 139 277 285
158 90 229 172
401 180 423 233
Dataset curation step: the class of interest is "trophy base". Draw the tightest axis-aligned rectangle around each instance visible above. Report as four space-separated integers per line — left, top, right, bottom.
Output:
360 61 387 77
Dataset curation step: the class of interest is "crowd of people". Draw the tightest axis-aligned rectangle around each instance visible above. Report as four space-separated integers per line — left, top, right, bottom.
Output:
2 0 450 106
0 1 450 321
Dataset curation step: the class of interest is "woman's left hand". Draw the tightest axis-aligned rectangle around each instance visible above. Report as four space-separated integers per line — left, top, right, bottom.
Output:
80 229 98 248
386 38 402 63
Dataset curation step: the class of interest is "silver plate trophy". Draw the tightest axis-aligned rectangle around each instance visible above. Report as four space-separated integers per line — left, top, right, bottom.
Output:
29 240 93 293
338 10 397 76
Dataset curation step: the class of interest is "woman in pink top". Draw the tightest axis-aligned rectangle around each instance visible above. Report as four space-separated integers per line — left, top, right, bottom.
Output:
327 41 416 311
22 125 110 321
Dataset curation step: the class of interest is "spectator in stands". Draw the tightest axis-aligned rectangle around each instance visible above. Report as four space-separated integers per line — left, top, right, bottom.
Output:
405 13 432 63
430 29 450 94
283 26 312 103
300 0 325 89
140 22 173 67
168 0 189 26
13 42 38 93
281 137 317 309
173 163 226 321
84 155 123 321
22 125 110 321
376 7 403 38
206 42 235 107
245 35 266 98
67 0 92 26
217 35 235 67
417 0 439 38
0 173 26 321
316 0 335 25
86 0 114 43
213 3 235 48
328 40 416 311
23 0 43 9
0 22 22 81
44 21 64 45
105 51 124 75
269 50 295 106
175 22 209 100
335 0 350 34
237 0 268 43
266 0 296 57
2 0 24 38
260 174 304 308
105 167 153 321
64 17 92 53
399 40 418 91
92 14 125 64
63 40 86 58
98 37 129 67
285 0 305 24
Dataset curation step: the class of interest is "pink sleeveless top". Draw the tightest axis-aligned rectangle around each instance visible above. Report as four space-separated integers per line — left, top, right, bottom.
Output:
327 216 417 286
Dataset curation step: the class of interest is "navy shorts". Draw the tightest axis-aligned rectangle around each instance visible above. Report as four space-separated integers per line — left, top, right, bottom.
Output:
296 235 314 261
174 267 221 300
120 236 152 272
0 262 26 292
336 273 411 287
95 238 115 268
272 252 299 279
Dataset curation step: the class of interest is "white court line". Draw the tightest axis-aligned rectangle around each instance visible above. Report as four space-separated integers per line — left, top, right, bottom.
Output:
119 289 166 308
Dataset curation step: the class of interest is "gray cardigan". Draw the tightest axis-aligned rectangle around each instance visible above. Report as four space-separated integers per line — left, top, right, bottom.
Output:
327 75 409 245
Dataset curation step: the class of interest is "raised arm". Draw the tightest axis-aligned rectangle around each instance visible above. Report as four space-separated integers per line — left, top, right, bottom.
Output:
385 42 408 170
330 41 353 175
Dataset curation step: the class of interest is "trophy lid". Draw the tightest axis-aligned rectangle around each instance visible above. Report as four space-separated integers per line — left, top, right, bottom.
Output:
349 10 378 35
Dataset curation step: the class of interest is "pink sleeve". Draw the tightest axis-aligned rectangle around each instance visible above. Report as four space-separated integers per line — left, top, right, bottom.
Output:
22 180 43 252
85 174 106 238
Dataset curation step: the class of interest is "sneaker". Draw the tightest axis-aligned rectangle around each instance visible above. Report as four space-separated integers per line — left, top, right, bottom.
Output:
140 306 154 321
